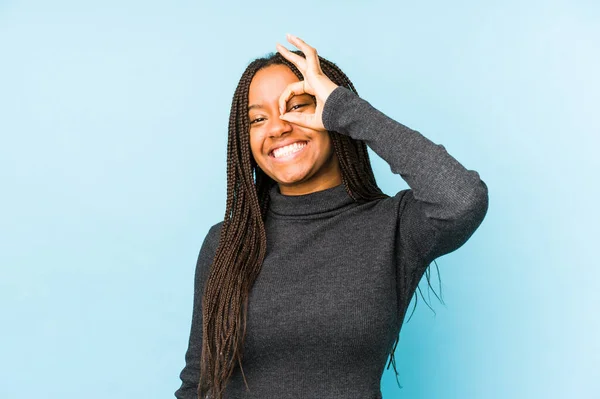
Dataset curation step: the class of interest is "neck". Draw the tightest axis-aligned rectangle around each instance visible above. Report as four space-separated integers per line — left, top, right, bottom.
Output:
277 175 342 196
277 152 342 196
267 181 356 219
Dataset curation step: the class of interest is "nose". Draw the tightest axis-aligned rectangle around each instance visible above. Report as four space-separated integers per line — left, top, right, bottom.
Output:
268 114 293 138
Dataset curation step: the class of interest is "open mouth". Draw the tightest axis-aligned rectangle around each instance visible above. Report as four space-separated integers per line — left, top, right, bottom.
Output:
269 141 308 161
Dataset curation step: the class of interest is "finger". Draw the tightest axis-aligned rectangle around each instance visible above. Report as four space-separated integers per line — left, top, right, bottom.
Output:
278 80 310 115
276 42 307 72
279 110 315 129
286 34 321 73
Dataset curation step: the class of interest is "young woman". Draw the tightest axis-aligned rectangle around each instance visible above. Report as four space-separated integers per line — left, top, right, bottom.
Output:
175 34 489 399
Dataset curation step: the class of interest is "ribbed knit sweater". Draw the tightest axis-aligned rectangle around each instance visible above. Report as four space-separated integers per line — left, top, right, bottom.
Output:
175 86 489 399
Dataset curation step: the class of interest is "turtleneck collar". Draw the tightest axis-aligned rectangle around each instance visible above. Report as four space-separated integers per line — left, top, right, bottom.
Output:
267 182 357 219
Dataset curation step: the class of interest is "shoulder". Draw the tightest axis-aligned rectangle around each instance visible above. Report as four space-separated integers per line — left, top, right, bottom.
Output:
194 220 224 280
207 220 224 241
202 220 224 254
363 188 411 213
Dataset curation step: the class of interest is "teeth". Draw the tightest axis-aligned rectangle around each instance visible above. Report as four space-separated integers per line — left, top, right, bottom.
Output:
272 141 306 158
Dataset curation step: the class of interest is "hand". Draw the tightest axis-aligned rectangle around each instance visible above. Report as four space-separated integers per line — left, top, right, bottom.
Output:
276 34 339 131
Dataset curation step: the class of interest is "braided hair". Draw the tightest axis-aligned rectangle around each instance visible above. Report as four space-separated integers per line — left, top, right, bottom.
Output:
197 50 442 399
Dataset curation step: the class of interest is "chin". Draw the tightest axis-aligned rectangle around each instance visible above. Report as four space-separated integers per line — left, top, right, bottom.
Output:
272 173 311 186
264 163 314 184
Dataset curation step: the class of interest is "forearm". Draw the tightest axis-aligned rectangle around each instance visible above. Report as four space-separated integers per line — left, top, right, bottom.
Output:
322 85 487 220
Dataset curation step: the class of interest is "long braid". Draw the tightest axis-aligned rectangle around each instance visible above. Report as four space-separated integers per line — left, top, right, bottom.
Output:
199 60 268 398
197 50 441 399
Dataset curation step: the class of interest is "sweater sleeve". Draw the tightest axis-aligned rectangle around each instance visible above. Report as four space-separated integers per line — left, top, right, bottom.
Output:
321 85 489 266
175 222 221 399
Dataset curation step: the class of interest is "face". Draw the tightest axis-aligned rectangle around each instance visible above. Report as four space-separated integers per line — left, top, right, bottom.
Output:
247 64 341 196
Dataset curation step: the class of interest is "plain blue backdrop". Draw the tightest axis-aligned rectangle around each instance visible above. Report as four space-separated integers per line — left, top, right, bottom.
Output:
1 0 598 398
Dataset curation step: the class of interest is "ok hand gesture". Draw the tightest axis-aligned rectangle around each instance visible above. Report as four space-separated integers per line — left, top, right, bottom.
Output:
276 34 339 132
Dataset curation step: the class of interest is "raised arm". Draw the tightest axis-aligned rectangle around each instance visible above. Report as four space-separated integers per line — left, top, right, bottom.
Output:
321 85 489 264
274 34 488 263
276 33 488 310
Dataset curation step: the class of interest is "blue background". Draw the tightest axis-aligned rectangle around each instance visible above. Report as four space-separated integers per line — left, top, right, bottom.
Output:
1 1 598 398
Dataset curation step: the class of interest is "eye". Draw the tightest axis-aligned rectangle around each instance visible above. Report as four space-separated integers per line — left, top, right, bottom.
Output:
289 104 306 111
250 117 265 125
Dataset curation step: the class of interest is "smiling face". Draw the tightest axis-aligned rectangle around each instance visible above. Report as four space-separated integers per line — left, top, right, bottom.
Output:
248 64 342 196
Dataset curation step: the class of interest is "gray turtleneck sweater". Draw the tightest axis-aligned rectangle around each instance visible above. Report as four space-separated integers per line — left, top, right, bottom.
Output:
175 86 489 399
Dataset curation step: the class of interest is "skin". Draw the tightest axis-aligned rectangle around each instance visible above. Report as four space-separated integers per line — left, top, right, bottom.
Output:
248 64 342 195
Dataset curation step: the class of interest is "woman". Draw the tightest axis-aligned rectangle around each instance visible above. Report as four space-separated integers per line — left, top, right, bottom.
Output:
175 34 489 399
